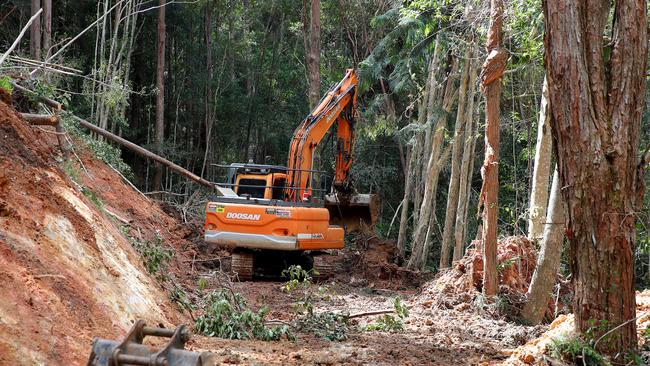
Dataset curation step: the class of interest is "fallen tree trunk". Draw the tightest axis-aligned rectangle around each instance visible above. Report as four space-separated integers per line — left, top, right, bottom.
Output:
68 113 219 191
20 112 67 153
13 82 224 195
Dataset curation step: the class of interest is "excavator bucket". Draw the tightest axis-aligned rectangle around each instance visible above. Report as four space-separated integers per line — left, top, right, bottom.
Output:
325 193 379 232
86 320 215 366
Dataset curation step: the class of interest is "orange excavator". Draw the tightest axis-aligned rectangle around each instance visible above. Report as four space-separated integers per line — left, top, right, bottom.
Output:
204 69 378 280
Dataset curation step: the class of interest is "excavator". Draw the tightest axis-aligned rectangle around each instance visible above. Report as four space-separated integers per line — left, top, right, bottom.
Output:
204 69 378 280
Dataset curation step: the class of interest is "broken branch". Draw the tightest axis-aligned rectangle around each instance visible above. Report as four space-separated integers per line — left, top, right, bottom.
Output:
346 309 395 319
0 8 43 67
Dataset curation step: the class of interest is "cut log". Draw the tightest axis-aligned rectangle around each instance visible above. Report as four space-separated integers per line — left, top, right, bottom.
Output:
20 113 58 125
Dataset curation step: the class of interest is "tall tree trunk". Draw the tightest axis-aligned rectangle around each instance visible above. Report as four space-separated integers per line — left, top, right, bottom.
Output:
42 0 51 58
406 127 451 271
453 51 478 262
153 0 166 192
304 0 321 108
201 1 214 178
440 46 472 269
30 0 41 60
396 47 440 258
521 167 565 325
527 77 552 242
543 0 646 356
412 46 441 225
396 147 414 258
406 62 458 271
478 0 507 297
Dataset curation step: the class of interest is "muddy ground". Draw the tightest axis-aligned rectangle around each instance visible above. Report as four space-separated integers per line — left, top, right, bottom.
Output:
1 99 649 365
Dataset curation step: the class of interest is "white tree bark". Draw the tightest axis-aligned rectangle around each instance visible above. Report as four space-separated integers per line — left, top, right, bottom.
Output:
440 46 472 268
396 48 439 257
527 77 553 241
406 61 458 271
452 56 479 262
521 167 566 324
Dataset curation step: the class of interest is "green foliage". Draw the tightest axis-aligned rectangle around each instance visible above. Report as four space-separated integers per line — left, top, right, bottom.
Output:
0 76 13 95
194 289 292 341
282 264 332 316
60 159 81 185
281 265 346 340
546 320 614 365
169 284 196 314
61 114 134 181
296 311 349 341
197 278 208 291
365 297 409 332
505 0 544 66
82 187 103 209
281 265 314 293
131 233 173 278
497 256 519 272
547 334 610 366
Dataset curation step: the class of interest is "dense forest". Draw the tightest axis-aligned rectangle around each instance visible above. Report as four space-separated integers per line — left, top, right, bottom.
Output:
1 0 650 364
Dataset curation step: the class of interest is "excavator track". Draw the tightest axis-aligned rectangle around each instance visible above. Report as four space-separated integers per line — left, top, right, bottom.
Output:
231 252 254 281
312 254 335 281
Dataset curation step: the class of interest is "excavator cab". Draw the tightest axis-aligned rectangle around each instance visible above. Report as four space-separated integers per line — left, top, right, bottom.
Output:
221 163 288 200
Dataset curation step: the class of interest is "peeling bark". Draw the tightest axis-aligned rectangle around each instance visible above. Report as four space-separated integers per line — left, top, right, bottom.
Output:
407 62 458 271
396 47 440 257
543 0 646 355
453 56 479 262
478 0 506 297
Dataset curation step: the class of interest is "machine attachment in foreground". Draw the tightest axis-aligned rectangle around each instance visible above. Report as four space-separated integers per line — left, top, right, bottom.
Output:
86 320 214 366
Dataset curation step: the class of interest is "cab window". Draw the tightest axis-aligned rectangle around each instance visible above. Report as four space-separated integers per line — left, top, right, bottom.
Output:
236 178 266 198
272 178 286 200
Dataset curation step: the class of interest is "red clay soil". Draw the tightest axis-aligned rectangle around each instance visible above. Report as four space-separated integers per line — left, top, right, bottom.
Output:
0 101 184 365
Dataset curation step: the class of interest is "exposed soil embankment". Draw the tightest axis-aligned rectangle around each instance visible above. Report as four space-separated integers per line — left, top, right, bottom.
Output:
0 101 183 364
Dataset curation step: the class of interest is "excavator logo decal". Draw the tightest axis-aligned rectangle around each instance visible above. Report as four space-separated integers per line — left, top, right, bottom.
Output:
226 212 261 221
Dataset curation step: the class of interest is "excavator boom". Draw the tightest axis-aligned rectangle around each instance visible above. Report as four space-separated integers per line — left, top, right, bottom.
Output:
285 69 358 202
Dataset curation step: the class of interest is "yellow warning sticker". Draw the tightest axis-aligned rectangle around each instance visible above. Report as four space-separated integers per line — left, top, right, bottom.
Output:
216 206 225 213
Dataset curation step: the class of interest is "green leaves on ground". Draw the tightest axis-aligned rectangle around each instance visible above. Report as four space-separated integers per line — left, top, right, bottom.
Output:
365 297 409 332
194 289 293 341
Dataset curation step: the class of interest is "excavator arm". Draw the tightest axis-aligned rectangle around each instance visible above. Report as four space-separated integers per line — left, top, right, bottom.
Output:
285 69 358 202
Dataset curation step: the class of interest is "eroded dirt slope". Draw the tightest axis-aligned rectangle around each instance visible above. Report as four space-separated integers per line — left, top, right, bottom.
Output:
0 101 182 365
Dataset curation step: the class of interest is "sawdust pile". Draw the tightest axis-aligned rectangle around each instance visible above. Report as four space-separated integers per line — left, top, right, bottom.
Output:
0 101 183 364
